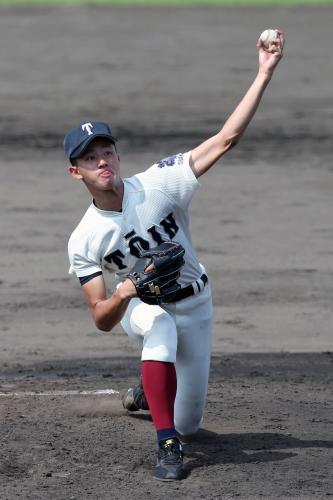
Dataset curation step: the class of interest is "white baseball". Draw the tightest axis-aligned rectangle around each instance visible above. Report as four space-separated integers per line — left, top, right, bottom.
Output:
259 29 278 49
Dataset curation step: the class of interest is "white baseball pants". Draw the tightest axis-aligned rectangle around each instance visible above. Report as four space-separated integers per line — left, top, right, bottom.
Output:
120 284 213 436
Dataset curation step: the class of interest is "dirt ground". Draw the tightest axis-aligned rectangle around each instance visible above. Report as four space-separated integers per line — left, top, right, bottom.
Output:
0 5 332 499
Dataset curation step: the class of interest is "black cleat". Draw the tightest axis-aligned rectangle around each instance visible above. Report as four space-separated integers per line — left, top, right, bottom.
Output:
122 384 149 412
153 438 184 481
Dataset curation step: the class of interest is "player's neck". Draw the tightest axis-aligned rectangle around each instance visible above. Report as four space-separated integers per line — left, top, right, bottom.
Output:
91 181 124 212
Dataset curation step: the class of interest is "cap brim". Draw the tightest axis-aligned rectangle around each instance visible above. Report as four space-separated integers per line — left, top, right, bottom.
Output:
70 134 117 160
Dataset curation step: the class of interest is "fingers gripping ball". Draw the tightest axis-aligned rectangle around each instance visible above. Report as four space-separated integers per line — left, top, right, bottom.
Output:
259 29 279 49
126 241 185 305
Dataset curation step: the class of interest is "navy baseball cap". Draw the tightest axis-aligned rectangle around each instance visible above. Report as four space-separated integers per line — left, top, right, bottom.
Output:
64 121 116 162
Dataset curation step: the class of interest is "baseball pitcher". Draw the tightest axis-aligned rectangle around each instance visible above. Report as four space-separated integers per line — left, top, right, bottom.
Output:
64 31 284 481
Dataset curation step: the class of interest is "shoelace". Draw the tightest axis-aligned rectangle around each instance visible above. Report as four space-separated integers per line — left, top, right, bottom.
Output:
159 440 183 465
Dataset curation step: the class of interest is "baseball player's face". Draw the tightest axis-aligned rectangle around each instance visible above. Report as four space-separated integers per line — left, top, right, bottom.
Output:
69 139 121 192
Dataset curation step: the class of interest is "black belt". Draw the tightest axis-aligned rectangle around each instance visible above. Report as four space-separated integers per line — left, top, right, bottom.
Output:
171 273 208 302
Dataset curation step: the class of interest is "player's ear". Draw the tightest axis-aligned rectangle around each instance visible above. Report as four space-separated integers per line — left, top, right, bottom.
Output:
68 165 83 180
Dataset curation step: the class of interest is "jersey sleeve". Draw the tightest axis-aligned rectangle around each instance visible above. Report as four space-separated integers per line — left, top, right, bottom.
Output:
68 235 102 278
142 151 199 209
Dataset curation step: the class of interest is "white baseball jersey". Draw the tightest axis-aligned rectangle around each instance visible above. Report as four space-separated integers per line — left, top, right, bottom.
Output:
68 151 205 286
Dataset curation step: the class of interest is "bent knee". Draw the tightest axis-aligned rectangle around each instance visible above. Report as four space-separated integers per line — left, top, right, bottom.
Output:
140 313 177 363
142 324 177 363
175 416 202 437
130 303 175 336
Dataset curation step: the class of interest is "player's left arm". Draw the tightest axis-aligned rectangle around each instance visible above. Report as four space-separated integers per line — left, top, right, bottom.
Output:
190 31 285 179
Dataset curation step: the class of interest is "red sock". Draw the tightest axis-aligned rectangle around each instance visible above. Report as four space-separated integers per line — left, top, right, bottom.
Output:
141 360 177 432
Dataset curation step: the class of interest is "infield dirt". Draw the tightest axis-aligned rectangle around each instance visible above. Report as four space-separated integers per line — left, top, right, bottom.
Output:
0 5 332 499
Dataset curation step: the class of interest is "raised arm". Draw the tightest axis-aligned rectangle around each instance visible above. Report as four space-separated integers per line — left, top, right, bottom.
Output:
81 275 137 332
190 30 285 178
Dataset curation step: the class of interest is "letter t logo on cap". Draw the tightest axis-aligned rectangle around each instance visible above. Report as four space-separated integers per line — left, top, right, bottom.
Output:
82 122 93 136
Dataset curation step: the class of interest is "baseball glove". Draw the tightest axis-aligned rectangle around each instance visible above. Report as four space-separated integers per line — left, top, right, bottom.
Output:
126 241 185 305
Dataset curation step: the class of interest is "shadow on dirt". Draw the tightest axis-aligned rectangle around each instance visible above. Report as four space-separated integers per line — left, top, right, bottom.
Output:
1 352 332 382
182 429 333 473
